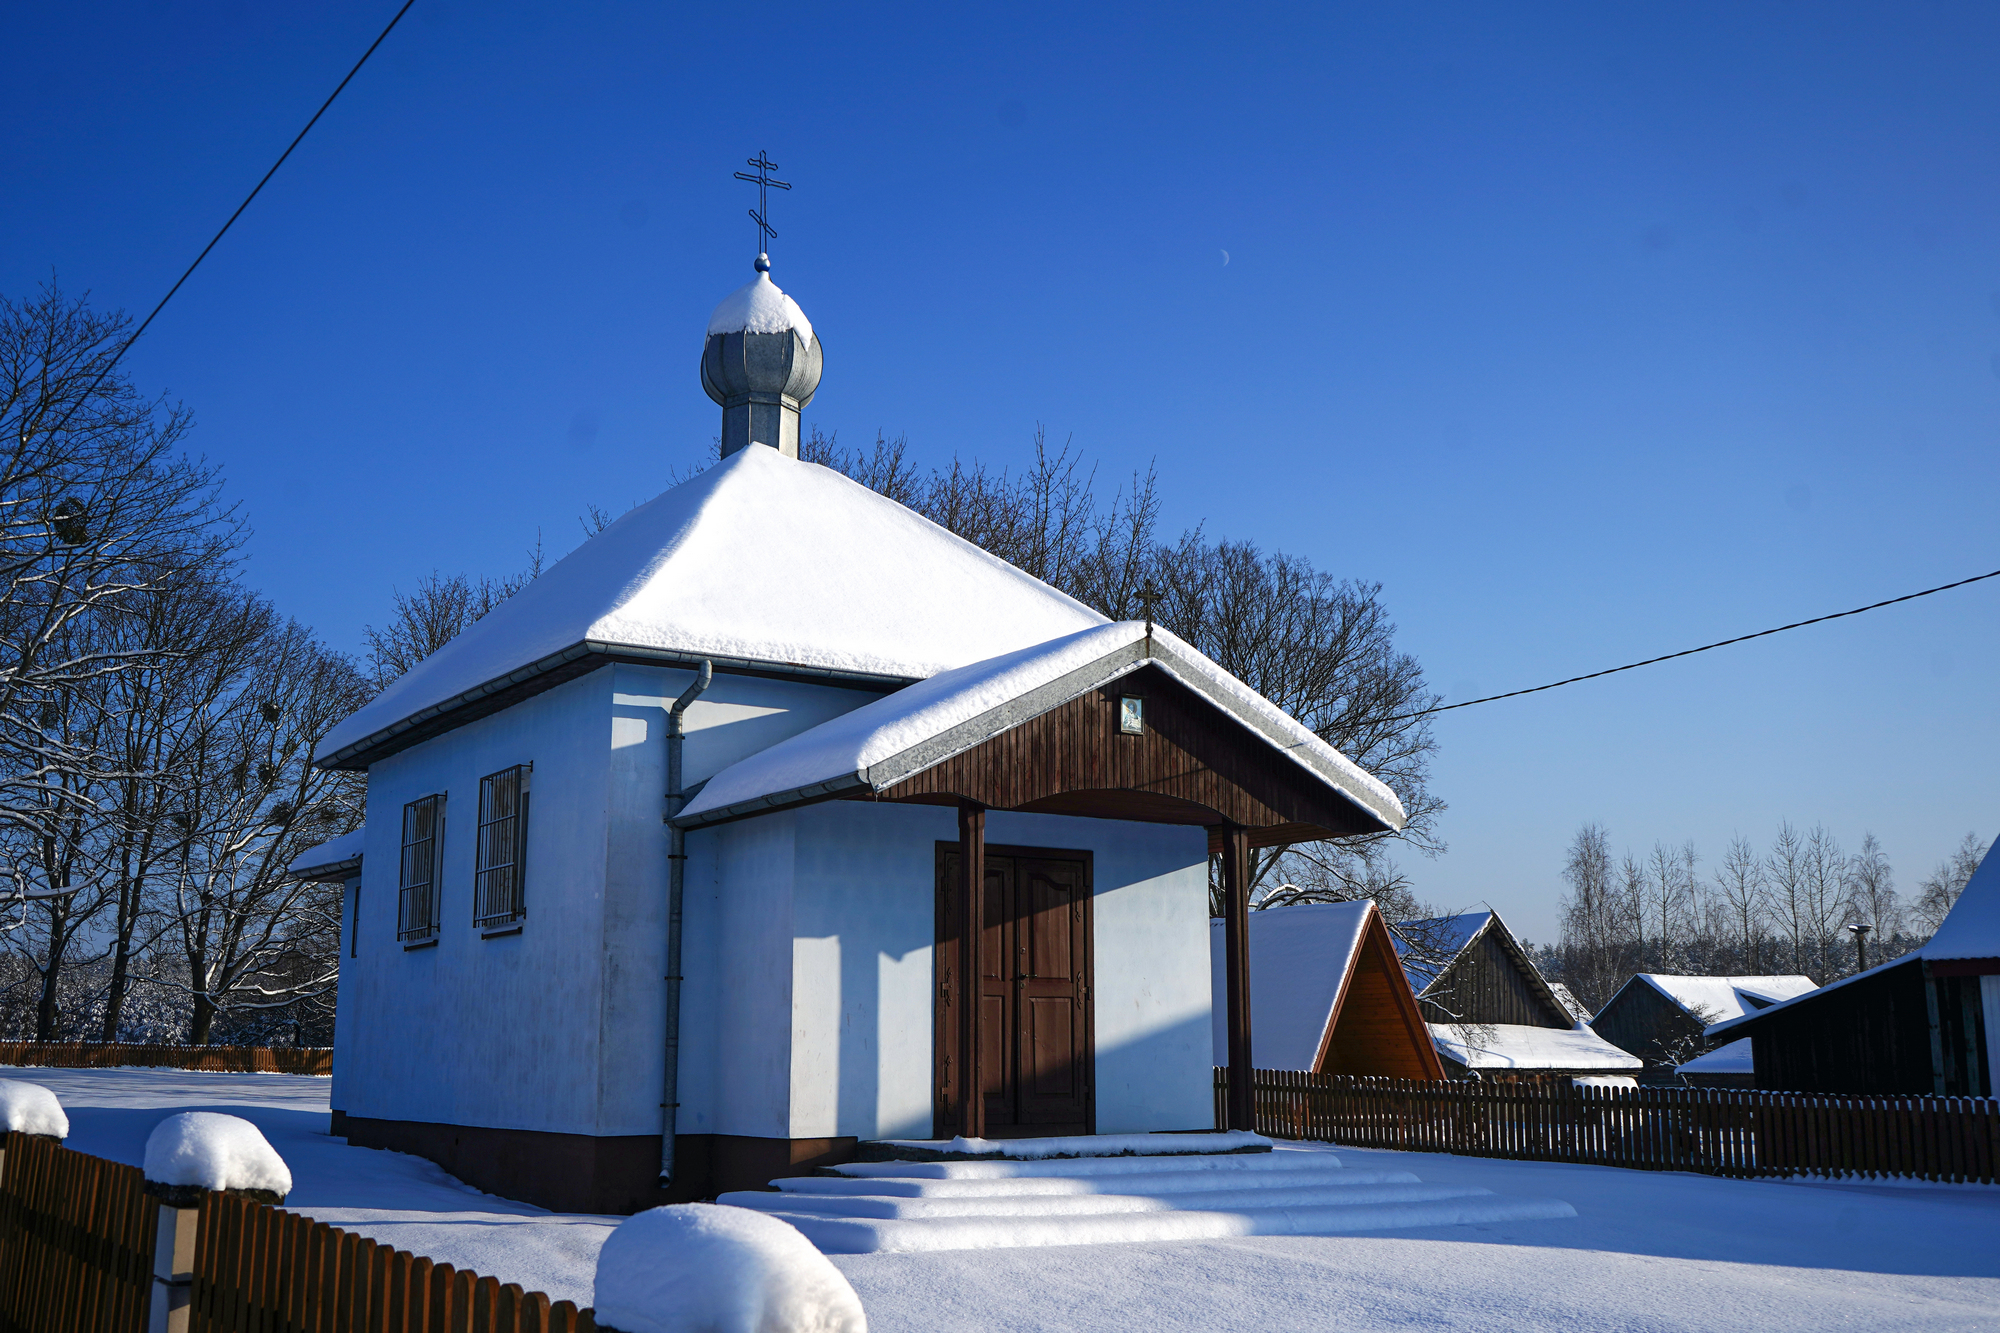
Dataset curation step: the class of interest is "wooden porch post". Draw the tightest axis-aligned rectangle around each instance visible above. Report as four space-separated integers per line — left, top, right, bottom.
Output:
957 801 987 1141
1222 823 1255 1131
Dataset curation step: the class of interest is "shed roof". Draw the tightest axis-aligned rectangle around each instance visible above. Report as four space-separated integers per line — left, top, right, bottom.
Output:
1429 1023 1642 1072
1613 974 1818 1026
320 446 1107 769
677 621 1405 834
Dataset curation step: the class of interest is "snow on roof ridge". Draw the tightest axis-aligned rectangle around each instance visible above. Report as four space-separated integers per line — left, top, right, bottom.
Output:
705 269 815 343
1635 973 1818 1025
320 446 1109 765
677 620 1405 829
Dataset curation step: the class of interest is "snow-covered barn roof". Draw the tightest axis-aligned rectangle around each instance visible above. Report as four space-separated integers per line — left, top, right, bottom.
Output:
676 621 1407 834
320 446 1107 769
1610 974 1818 1027
287 827 365 882
1429 1023 1642 1073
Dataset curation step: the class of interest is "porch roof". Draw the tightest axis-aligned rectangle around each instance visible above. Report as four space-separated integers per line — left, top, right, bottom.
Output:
674 621 1405 839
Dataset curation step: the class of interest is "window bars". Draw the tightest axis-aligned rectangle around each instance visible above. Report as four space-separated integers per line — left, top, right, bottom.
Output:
474 764 531 929
397 794 443 942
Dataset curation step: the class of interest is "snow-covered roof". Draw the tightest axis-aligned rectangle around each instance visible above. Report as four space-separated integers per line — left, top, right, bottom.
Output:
1625 974 1818 1025
1209 901 1376 1071
1392 911 1493 994
287 827 365 880
1919 833 2000 961
706 269 815 343
678 621 1406 832
1429 1023 1642 1072
321 446 1108 768
1677 1038 1752 1075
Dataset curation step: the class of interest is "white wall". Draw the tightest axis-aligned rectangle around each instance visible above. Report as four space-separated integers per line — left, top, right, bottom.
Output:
336 662 885 1137
335 658 1213 1146
333 670 613 1133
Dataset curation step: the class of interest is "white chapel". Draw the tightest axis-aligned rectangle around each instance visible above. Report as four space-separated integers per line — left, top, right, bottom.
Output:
291 250 1407 1212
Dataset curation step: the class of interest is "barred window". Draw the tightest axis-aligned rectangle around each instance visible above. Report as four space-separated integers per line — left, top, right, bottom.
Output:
474 764 531 930
398 794 444 942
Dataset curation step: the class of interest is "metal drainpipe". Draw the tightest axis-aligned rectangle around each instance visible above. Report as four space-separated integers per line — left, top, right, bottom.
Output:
660 660 712 1186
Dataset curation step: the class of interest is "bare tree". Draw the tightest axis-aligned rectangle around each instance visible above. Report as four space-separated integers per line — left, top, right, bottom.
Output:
1844 832 1902 942
1712 834 1767 972
0 282 237 1036
161 613 367 1043
1912 832 1987 936
362 554 540 690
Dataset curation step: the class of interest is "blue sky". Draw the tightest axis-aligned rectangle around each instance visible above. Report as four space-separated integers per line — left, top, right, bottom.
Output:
7 3 1996 941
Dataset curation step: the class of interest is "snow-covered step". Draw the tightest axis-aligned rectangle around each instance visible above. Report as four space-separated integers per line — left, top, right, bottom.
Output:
826 1150 1336 1180
755 1194 1579 1254
723 1146 1577 1254
721 1180 1493 1220
771 1165 1417 1198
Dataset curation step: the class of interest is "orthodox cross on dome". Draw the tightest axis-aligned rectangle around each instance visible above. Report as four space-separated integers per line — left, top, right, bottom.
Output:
734 150 791 261
1135 578 1163 635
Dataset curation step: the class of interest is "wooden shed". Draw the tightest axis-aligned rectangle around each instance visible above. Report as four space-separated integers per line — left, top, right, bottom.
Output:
1394 911 1639 1082
1210 900 1444 1080
1711 836 2000 1096
1591 974 1816 1082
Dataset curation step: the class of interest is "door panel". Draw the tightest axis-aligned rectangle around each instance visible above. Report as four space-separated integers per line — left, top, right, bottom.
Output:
935 846 1094 1138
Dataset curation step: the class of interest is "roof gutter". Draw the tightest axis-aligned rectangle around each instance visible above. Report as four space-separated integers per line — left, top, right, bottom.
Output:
660 660 712 1188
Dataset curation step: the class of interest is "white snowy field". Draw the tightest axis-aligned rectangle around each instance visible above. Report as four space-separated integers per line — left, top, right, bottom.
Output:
26 1065 2000 1332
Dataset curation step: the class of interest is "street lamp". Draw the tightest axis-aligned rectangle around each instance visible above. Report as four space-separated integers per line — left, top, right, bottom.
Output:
1846 921 1874 973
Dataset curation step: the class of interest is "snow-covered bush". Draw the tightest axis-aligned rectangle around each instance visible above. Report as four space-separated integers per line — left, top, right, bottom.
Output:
143 1111 291 1204
0 1079 67 1138
593 1204 866 1333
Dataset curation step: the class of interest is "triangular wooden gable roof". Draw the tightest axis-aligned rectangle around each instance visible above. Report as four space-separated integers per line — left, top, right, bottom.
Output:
1404 911 1576 1031
680 623 1403 844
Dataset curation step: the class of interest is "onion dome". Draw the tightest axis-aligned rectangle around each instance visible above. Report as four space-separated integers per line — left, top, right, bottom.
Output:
700 254 823 458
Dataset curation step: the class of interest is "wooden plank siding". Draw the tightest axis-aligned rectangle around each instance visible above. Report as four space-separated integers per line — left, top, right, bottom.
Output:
1415 928 1570 1030
877 666 1380 840
1320 921 1447 1081
1591 981 1709 1076
1215 1068 2000 1184
1733 958 1982 1097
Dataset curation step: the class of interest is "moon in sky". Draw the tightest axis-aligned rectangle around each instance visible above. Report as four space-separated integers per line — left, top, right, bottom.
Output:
1221 249 1230 265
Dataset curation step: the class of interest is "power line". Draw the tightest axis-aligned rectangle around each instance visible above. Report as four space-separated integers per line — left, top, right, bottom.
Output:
46 0 416 432
1391 564 2000 723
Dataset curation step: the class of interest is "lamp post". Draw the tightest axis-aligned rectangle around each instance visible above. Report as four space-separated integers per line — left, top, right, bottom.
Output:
1847 921 1873 973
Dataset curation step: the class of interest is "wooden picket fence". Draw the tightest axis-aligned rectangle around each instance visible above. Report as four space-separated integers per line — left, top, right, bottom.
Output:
0 1133 596 1332
1216 1067 2000 1184
0 1042 332 1076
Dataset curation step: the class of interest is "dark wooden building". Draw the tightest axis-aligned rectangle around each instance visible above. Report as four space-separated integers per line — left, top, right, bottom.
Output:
1590 974 1816 1083
1713 843 2000 1096
1394 911 1639 1081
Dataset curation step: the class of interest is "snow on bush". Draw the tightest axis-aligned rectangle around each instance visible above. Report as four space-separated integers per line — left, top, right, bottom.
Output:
143 1112 292 1199
0 1079 67 1138
593 1204 866 1333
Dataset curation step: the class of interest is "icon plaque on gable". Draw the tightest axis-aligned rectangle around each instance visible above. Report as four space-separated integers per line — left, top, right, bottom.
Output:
1119 695 1145 735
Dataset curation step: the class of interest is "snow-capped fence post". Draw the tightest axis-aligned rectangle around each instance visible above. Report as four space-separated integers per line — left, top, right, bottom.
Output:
142 1113 293 1333
0 1079 69 1184
592 1204 866 1333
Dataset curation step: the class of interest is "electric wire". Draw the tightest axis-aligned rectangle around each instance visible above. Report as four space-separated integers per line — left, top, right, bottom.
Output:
41 0 416 437
1387 564 2000 723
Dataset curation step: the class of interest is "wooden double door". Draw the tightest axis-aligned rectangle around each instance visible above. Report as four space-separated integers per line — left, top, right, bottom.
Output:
934 845 1095 1138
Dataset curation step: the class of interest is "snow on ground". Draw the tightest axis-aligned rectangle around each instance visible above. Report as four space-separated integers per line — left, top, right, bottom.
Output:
26 1066 2000 1331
